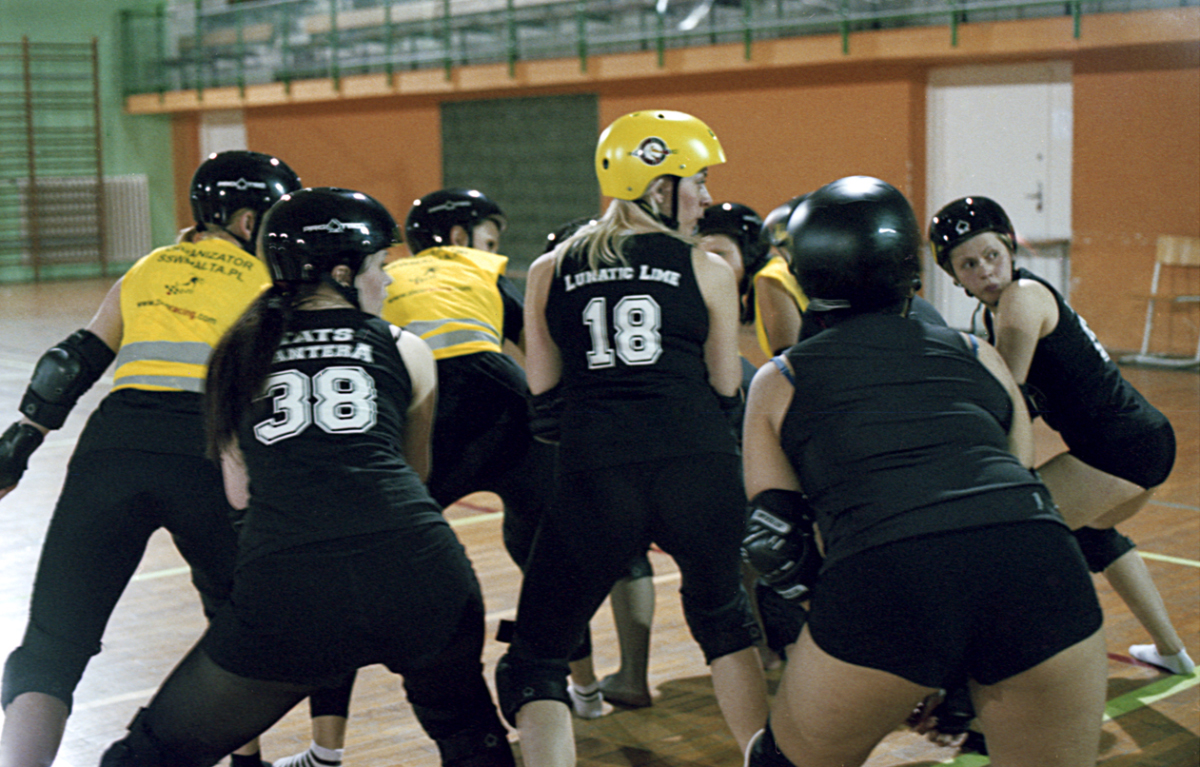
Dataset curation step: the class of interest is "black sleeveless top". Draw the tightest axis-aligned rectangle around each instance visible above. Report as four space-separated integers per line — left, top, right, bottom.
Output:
780 313 1060 570
237 309 444 561
985 268 1164 445
546 232 738 470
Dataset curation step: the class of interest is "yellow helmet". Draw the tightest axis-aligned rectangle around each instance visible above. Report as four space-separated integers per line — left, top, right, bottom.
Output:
595 110 726 200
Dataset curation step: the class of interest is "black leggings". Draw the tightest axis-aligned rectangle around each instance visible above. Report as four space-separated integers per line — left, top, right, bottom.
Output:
2 447 237 711
109 598 503 766
511 452 758 666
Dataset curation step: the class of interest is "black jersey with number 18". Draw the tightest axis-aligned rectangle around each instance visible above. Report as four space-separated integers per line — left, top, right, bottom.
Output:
546 233 737 470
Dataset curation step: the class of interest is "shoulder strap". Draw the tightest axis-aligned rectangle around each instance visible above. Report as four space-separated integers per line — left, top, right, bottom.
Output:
771 354 796 388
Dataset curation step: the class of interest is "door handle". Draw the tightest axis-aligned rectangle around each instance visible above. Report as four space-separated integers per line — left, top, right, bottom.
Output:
1025 181 1044 213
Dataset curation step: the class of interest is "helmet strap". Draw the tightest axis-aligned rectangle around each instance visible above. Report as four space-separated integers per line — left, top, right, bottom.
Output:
634 176 680 232
320 273 361 311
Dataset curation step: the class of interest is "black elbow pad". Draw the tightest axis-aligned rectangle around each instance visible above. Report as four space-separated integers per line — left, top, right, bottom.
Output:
20 329 115 430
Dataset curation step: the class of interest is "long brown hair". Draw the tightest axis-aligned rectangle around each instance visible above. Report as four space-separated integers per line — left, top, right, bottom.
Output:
203 283 314 459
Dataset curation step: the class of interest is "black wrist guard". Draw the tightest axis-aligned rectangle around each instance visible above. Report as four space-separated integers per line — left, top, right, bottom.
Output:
1018 382 1047 419
0 421 45 488
741 489 822 603
20 329 115 430
528 387 563 444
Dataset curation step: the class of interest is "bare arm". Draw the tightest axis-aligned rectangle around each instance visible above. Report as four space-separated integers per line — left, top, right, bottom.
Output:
694 248 742 397
971 334 1035 467
991 278 1057 383
522 252 562 396
755 276 802 356
742 361 803 499
398 328 438 483
220 441 250 510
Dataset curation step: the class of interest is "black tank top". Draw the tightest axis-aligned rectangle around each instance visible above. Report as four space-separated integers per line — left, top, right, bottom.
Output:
780 313 1060 569
985 268 1158 442
237 309 444 560
546 232 737 470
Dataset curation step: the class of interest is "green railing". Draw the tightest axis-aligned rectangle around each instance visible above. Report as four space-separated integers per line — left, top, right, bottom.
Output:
119 0 1196 97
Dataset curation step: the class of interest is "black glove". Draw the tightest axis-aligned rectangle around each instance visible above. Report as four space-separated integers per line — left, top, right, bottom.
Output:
0 421 45 488
741 489 822 603
527 387 563 444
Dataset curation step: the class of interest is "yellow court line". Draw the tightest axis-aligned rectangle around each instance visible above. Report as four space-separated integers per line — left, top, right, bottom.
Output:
1140 551 1200 568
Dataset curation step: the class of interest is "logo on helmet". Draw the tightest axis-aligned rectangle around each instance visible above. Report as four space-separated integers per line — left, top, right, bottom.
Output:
632 137 670 167
303 219 371 235
427 199 474 215
217 178 268 191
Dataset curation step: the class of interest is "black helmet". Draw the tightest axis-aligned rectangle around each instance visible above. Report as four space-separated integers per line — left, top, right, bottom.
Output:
760 194 809 253
928 196 1015 275
698 202 770 279
189 151 301 228
260 188 399 286
787 176 920 312
404 188 506 253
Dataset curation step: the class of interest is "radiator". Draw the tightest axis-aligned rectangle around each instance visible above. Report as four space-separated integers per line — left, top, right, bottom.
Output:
17 174 152 266
102 174 153 264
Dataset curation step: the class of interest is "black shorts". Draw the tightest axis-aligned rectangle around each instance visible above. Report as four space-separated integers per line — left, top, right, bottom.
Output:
202 527 482 686
1066 413 1175 489
807 521 1102 689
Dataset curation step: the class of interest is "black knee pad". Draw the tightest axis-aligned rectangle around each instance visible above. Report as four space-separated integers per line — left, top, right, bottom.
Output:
493 652 569 728
431 720 515 767
684 587 762 664
99 708 169 767
625 552 654 581
1073 526 1136 573
2 629 94 712
746 723 799 767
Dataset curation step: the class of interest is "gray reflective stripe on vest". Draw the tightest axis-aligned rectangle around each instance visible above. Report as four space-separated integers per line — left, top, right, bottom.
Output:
113 341 213 392
115 340 213 367
404 318 501 349
112 375 205 393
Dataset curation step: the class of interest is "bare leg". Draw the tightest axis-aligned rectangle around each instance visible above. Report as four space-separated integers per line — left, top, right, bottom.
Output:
309 716 347 750
1104 549 1187 657
272 717 348 766
710 646 769 753
0 692 68 767
1038 453 1189 658
1036 452 1149 530
771 627 936 767
972 628 1107 767
566 656 609 719
599 576 654 707
514 700 574 767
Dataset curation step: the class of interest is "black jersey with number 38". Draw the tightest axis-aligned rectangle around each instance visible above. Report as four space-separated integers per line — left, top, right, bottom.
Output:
546 233 737 470
236 309 445 560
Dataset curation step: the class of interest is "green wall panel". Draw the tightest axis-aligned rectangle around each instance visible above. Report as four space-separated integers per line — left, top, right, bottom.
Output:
442 94 599 278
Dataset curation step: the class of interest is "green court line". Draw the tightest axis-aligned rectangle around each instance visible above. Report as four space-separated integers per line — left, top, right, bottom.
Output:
1102 672 1200 722
925 673 1199 766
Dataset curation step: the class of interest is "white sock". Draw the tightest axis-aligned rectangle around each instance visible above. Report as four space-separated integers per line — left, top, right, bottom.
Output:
1130 644 1196 675
568 681 605 719
272 742 344 767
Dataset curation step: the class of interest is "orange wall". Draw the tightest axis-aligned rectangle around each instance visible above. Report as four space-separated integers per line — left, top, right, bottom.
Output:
596 65 926 223
170 33 1199 354
245 97 442 243
1073 43 1200 354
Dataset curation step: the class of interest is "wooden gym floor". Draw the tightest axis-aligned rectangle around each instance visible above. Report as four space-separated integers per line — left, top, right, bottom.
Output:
0 277 1197 766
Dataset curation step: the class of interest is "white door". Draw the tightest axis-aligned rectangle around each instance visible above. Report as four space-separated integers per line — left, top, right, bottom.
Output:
199 109 247 162
925 62 1073 333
